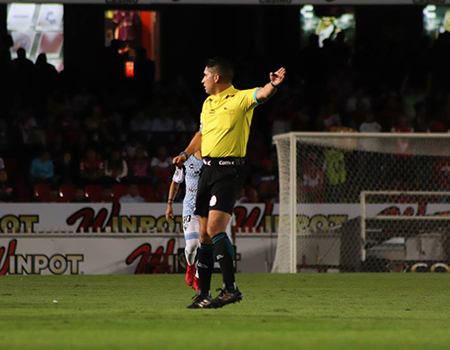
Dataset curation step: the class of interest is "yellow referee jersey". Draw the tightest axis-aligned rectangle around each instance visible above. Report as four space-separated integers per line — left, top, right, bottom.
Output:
200 86 260 158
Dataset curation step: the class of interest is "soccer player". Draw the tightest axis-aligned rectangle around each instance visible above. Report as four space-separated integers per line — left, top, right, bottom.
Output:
166 150 203 291
173 57 285 309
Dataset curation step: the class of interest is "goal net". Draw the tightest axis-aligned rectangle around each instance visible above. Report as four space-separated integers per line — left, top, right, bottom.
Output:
272 132 450 273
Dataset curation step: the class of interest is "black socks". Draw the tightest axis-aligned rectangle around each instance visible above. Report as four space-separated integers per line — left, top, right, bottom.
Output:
197 243 214 297
213 232 236 291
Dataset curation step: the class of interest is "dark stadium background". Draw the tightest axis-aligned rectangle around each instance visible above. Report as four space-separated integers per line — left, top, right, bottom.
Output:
1 4 448 203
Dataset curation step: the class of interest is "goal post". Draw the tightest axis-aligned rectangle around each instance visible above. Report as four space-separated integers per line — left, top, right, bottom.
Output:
272 132 450 273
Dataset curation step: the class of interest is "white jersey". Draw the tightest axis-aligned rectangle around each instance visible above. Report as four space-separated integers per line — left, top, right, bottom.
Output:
172 155 203 217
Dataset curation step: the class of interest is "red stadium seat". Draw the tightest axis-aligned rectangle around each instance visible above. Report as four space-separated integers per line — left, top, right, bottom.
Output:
112 184 128 202
59 184 77 202
138 184 156 202
34 184 51 202
84 185 103 202
17 181 32 202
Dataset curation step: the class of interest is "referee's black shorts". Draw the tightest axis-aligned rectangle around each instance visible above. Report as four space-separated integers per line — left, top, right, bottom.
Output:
194 157 245 217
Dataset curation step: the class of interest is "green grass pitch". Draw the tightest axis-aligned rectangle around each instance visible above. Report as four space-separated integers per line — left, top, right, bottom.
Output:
1 273 450 350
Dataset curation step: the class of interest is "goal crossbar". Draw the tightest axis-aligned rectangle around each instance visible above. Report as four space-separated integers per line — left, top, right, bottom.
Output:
274 132 450 140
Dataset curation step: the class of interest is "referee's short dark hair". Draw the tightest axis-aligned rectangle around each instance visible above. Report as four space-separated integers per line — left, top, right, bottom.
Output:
206 57 234 83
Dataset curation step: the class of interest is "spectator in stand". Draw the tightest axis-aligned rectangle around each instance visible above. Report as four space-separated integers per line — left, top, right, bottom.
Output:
326 68 354 107
434 157 450 189
107 110 125 142
101 186 114 203
346 85 371 115
55 152 78 185
12 48 34 71
302 154 325 203
96 123 114 151
428 119 448 133
236 188 248 204
11 48 35 93
151 106 174 132
246 187 260 203
390 114 415 189
104 149 128 183
174 106 198 132
119 184 145 203
72 132 89 163
66 119 84 151
35 53 58 92
71 187 88 203
400 73 431 125
391 114 414 133
0 156 4 170
102 39 124 82
359 111 382 132
48 132 66 161
134 47 155 83
0 119 13 153
84 105 104 146
151 145 173 182
47 90 71 120
80 149 104 184
123 136 146 159
439 93 450 127
293 104 312 131
414 101 431 132
253 159 278 203
378 94 403 131
129 109 152 133
0 36 13 90
315 16 340 48
129 146 151 182
71 84 94 118
246 137 267 169
30 150 54 185
16 109 39 145
0 169 16 202
269 87 295 136
134 47 155 97
318 100 342 131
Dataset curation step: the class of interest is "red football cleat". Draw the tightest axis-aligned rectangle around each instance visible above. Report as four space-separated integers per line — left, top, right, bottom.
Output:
185 264 196 287
192 276 199 292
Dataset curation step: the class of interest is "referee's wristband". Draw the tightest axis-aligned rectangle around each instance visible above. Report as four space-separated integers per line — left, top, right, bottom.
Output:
167 200 173 204
179 151 190 159
270 81 279 89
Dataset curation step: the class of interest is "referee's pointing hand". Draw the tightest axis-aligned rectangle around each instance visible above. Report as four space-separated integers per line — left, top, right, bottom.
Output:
270 67 286 87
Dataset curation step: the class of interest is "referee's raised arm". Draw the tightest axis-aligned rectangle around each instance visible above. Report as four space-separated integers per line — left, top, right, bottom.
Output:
255 67 286 103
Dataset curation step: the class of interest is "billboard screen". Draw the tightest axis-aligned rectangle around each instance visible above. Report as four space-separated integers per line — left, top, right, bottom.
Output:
7 3 64 71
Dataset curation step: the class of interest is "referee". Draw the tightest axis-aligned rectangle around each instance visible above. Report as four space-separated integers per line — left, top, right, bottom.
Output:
173 57 286 309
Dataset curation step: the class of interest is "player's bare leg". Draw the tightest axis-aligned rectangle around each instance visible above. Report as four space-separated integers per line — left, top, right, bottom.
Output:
184 238 198 289
183 215 200 290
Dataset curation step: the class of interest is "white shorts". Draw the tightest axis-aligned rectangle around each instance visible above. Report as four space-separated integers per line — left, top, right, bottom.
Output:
183 215 199 241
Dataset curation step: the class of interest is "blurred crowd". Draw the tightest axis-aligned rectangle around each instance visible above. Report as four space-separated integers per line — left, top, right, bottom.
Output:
1 29 450 204
0 36 278 204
